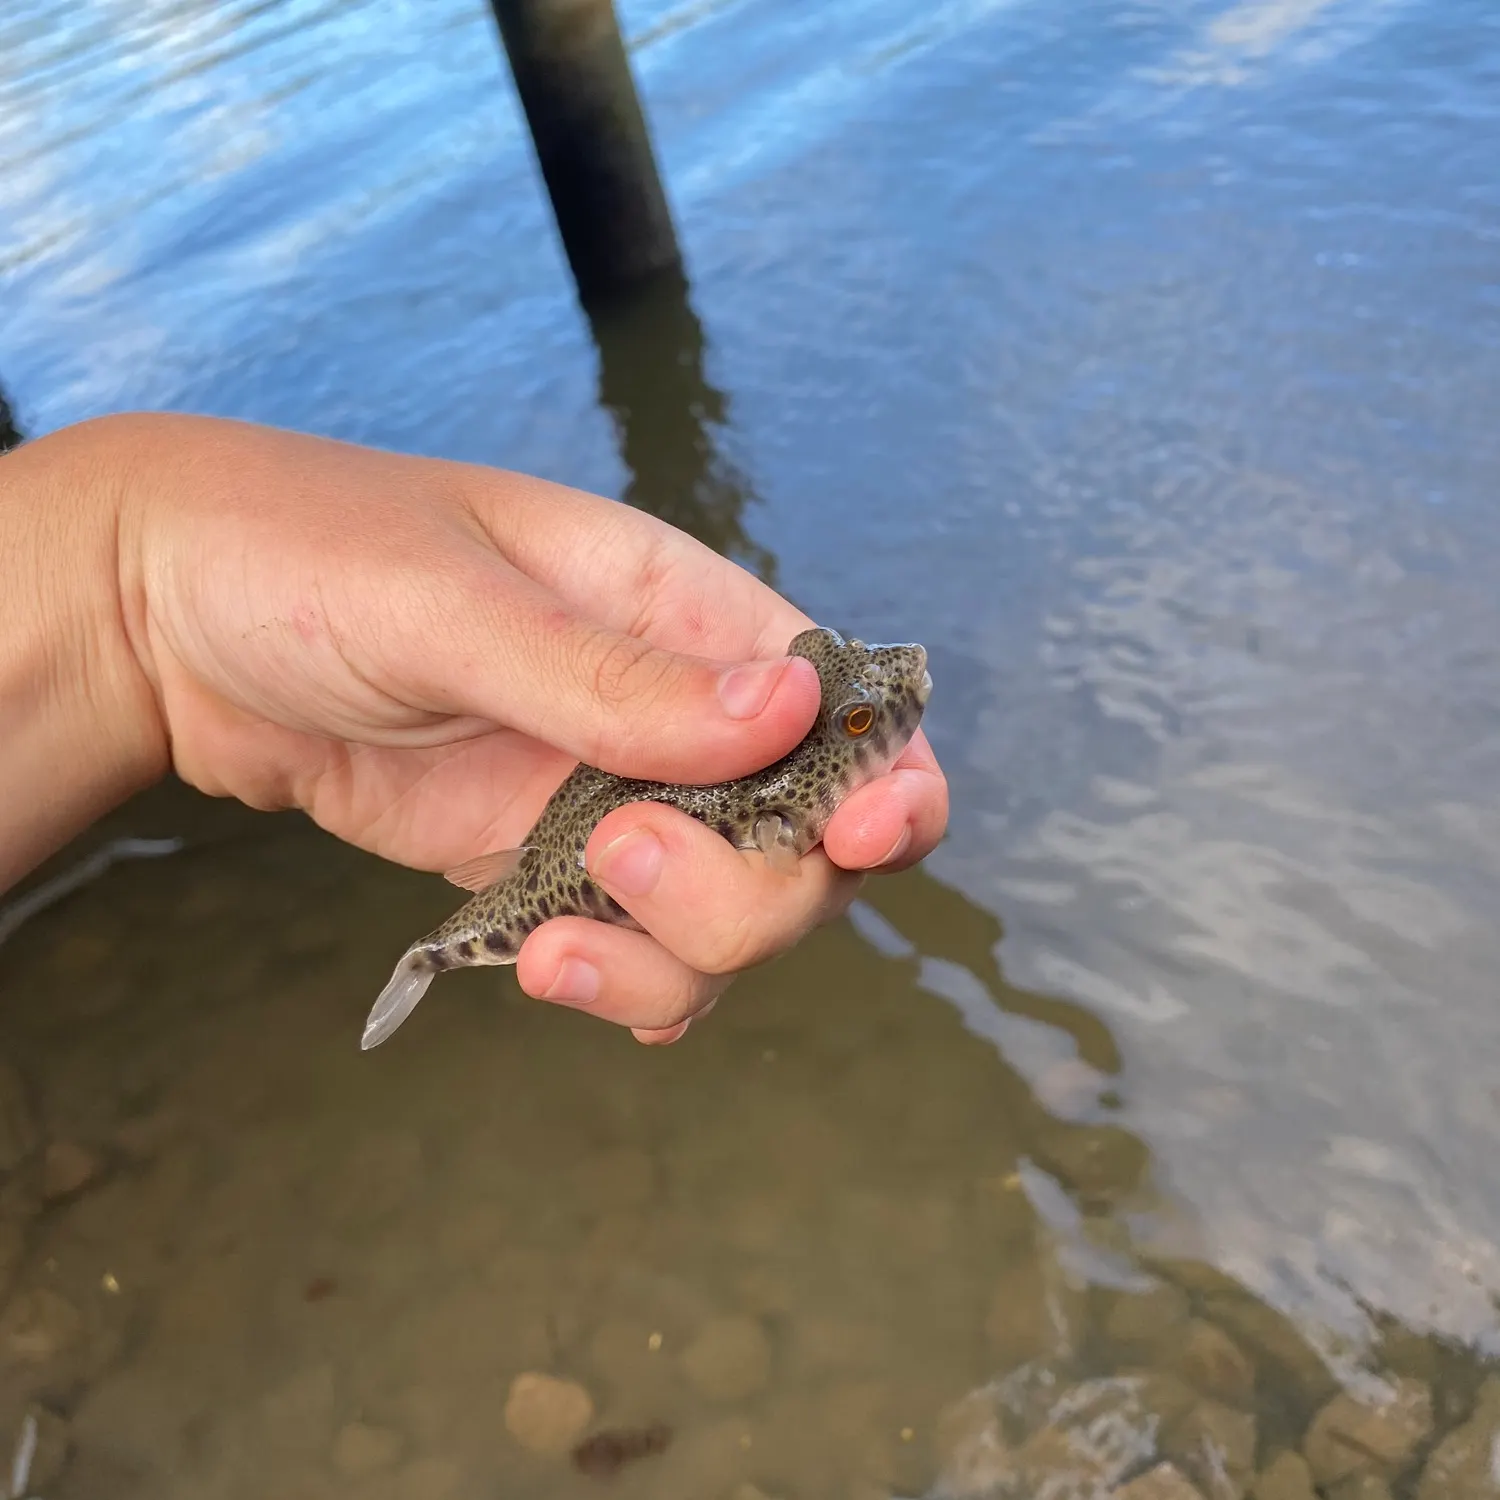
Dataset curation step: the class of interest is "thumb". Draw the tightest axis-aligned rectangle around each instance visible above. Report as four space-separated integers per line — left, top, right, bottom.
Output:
422 569 822 785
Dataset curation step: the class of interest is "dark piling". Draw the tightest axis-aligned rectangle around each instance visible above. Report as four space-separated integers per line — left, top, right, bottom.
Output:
487 0 682 309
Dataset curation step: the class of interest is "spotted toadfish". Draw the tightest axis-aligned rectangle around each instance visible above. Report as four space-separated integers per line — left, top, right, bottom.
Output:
361 627 932 1048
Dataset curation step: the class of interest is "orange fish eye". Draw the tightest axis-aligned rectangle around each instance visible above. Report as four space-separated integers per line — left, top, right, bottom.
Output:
843 705 875 736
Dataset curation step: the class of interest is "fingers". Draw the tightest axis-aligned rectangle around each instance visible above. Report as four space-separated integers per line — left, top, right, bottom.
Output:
821 730 949 873
511 803 863 1041
583 803 866 978
514 918 734 1035
513 746 945 1042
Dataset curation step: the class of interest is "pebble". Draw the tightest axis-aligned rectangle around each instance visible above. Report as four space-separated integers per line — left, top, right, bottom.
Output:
1250 1451 1317 1500
681 1316 772 1402
5 1403 69 1496
0 1063 37 1175
572 1421 672 1477
41 1140 103 1202
1030 1123 1149 1201
1163 1399 1256 1499
332 1419 403 1477
503 1372 595 1455
933 1388 1012 1498
1327 1476 1395 1500
1115 1463 1206 1499
0 1288 82 1365
1174 1320 1256 1408
1303 1377 1433 1487
1198 1292 1339 1412
1012 1378 1161 1494
1415 1374 1500 1500
1104 1283 1192 1358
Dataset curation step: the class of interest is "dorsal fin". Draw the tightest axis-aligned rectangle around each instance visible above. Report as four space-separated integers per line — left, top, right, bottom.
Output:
443 847 533 893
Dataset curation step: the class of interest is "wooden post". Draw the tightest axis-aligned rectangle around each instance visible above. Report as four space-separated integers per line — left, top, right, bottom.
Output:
488 0 682 309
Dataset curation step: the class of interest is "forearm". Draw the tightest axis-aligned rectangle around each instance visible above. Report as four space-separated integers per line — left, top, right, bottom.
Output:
0 422 168 893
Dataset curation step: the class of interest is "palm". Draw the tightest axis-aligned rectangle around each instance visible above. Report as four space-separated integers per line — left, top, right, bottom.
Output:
135 440 809 872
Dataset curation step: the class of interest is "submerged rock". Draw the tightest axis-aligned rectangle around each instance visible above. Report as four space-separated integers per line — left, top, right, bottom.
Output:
0 1288 82 1366
41 1140 103 1203
1115 1464 1205 1499
1326 1475 1394 1500
1161 1399 1255 1500
1302 1376 1432 1487
1103 1284 1191 1361
1415 1375 1500 1500
1172 1321 1256 1409
1249 1451 1316 1500
503 1372 595 1455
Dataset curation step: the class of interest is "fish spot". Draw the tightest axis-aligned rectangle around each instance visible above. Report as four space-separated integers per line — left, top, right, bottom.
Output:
484 932 510 955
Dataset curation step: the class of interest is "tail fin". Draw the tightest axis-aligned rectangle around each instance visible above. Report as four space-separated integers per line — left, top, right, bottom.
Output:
361 952 437 1050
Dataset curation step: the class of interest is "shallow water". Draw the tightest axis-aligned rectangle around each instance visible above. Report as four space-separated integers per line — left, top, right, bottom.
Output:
3 0 1500 1494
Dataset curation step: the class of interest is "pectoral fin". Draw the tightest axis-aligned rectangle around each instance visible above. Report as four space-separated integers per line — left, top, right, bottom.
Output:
753 813 802 878
444 848 533 893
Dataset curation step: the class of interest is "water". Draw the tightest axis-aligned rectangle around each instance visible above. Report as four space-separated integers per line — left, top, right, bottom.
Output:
3 0 1500 1493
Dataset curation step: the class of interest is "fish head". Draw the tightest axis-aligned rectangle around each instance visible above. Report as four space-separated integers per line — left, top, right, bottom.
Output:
787 626 932 783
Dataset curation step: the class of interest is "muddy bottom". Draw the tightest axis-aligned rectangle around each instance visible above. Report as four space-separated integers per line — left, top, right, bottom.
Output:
0 783 1495 1500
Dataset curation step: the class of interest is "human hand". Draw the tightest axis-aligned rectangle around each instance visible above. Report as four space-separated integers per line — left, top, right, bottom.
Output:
14 413 948 1042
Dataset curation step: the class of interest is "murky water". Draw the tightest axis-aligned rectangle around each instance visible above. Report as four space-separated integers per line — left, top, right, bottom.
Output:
4 0 1500 1494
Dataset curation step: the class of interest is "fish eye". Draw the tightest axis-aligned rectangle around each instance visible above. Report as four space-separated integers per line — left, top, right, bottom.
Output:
863 663 885 683
843 704 875 737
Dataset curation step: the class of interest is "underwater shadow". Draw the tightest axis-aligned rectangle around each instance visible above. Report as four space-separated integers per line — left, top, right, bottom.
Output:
586 268 777 582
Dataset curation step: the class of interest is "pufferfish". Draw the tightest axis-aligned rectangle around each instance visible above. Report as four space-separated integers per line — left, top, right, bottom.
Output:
362 626 932 1049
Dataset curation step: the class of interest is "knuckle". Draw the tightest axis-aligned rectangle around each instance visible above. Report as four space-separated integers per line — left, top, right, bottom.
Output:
694 910 768 977
585 632 680 716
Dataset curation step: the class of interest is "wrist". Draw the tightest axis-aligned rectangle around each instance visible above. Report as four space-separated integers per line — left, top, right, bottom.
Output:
0 416 170 891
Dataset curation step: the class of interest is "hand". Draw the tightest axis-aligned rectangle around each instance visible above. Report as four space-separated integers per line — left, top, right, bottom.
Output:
9 413 948 1042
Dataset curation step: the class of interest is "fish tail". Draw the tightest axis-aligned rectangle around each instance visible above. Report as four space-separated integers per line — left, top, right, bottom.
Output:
361 948 441 1051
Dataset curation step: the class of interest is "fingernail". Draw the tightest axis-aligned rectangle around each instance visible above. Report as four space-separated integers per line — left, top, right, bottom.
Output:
717 658 791 719
873 825 912 868
633 1020 692 1045
544 958 600 1007
593 828 664 897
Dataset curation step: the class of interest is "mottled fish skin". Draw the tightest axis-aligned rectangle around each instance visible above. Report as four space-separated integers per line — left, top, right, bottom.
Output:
361 627 932 1049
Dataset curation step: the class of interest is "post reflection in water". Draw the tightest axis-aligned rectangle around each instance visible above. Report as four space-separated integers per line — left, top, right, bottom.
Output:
587 268 777 581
